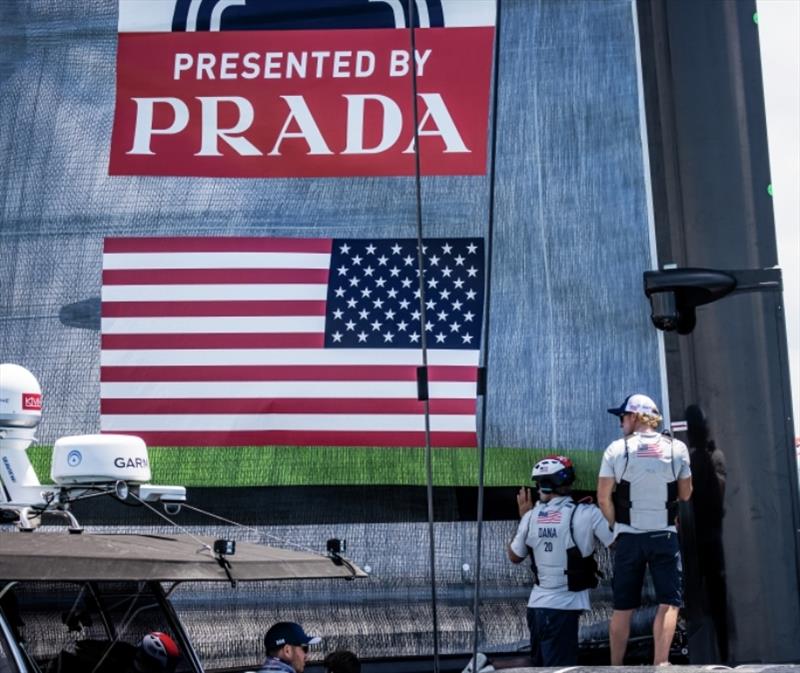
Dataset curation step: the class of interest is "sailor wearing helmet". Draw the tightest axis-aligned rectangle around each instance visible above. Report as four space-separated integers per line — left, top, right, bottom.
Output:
508 455 613 666
131 632 181 673
597 393 693 666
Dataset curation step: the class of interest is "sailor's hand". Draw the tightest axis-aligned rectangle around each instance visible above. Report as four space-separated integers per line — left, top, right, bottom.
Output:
516 487 533 517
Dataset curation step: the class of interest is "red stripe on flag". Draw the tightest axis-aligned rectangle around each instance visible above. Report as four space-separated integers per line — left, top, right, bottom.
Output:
102 269 329 285
104 237 332 253
101 398 476 415
106 430 478 448
102 300 327 317
101 334 325 349
100 365 477 382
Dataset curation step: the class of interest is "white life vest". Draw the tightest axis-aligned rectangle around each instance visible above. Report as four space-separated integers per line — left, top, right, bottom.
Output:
527 497 576 590
613 433 679 530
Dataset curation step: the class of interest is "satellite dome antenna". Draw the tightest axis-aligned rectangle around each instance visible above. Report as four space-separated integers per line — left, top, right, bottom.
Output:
0 363 185 532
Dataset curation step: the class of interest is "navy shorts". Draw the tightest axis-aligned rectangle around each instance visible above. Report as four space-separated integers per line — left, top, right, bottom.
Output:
612 531 682 609
526 607 582 666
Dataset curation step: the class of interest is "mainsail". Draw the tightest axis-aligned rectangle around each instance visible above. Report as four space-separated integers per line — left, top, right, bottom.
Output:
0 0 664 669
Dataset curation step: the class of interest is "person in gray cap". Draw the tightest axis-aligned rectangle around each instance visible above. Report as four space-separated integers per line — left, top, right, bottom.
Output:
597 394 692 666
259 622 321 673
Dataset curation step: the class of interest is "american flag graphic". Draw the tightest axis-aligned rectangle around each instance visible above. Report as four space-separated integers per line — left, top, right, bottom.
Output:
537 510 562 524
100 237 484 447
636 440 663 458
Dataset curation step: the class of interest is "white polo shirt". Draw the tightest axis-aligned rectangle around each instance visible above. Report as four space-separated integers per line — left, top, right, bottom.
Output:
510 496 614 610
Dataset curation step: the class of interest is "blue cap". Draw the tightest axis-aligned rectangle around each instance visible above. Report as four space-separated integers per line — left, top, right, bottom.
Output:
264 622 321 651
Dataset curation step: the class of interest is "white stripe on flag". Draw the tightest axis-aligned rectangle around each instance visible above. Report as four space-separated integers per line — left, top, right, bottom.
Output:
100 381 477 399
103 251 331 270
101 285 328 302
100 413 475 432
101 349 480 367
101 316 325 334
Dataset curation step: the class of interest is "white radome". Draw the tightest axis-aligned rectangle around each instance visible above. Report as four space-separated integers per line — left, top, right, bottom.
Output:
0 362 43 429
51 434 152 485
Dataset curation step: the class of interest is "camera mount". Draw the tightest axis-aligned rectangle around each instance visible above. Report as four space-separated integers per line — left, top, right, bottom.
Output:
643 267 782 334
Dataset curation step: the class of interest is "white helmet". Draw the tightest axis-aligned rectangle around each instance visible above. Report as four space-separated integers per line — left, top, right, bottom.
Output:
137 632 180 672
531 455 576 493
0 364 42 430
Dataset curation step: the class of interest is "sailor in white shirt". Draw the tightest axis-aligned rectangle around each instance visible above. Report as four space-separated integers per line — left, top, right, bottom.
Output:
597 393 693 666
508 456 614 666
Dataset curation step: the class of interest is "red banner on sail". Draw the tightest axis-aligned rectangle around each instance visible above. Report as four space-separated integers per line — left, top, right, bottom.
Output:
109 3 495 178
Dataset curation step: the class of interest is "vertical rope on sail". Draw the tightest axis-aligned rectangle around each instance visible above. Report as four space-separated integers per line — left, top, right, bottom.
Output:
472 0 504 667
406 2 440 671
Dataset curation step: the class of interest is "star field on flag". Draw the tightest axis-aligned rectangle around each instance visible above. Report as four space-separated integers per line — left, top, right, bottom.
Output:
325 238 484 350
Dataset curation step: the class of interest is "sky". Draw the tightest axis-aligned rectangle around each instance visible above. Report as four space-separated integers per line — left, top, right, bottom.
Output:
757 0 800 439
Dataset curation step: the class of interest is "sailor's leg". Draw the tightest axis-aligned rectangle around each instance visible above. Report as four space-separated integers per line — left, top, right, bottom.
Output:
653 604 680 665
610 609 633 665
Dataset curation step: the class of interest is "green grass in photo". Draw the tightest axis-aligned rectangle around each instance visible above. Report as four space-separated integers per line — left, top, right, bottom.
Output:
27 445 603 489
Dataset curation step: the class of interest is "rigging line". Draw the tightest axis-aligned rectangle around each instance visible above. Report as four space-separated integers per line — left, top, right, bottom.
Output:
406 2 440 672
0 582 17 603
472 0 504 666
178 502 323 557
127 491 213 554
90 585 155 673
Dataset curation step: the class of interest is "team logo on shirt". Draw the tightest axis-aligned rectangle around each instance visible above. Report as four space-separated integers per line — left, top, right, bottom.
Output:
636 440 662 458
537 510 561 524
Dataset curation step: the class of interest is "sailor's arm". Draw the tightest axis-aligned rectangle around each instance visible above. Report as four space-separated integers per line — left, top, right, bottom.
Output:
677 476 693 501
588 504 615 547
508 506 532 563
597 477 616 528
507 546 526 563
676 443 693 501
516 486 533 517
